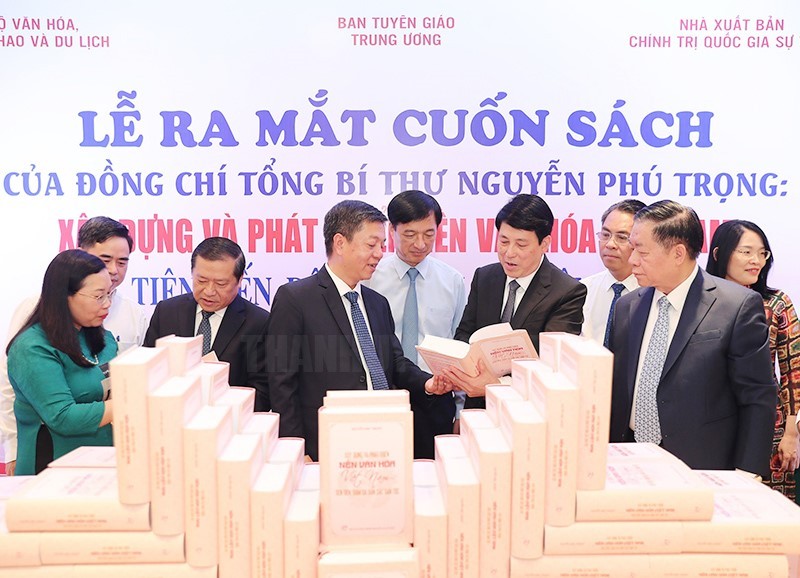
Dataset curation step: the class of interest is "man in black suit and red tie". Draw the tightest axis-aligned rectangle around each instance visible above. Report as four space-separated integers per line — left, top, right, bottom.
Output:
144 237 270 410
444 195 587 409
266 200 452 461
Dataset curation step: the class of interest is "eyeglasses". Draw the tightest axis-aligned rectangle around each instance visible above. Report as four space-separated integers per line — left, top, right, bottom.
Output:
734 248 771 261
596 231 630 245
77 292 112 305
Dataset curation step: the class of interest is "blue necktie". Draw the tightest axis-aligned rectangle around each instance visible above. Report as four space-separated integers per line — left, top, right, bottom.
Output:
501 279 520 323
401 268 419 362
603 283 626 349
197 310 213 355
345 291 389 390
635 296 670 444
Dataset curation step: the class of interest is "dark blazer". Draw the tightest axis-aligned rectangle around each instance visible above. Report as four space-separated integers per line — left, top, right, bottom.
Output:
454 257 587 409
608 269 776 476
144 293 270 411
266 266 446 461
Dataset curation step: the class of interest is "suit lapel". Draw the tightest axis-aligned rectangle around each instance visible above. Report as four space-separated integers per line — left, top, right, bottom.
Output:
627 287 653 397
485 265 508 324
362 287 389 368
179 294 198 337
318 267 360 359
661 271 715 378
511 257 552 327
213 295 245 355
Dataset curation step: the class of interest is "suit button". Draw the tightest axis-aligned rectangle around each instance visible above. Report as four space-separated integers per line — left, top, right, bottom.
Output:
359 376 365 383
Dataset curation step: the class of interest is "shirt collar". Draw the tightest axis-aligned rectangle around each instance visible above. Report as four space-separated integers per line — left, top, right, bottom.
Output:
326 264 363 299
506 255 544 293
655 264 699 314
390 254 430 280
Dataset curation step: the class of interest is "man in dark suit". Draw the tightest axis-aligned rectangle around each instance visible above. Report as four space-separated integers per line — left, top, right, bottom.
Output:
445 195 587 409
266 200 452 461
608 200 776 476
144 237 270 411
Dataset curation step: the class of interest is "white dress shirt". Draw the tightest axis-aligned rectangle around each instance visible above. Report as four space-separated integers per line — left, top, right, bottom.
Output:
580 269 639 342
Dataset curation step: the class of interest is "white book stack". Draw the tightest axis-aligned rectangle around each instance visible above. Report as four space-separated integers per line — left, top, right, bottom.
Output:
543 520 683 555
183 404 235 568
212 386 256 432
0 565 218 578
154 334 203 378
434 435 479 578
319 395 414 548
512 359 579 527
47 446 117 469
109 345 171 505
606 441 686 465
558 336 613 491
648 554 789 578
4 468 150 532
536 331 580 372
185 360 231 404
148 375 204 536
240 412 280 462
575 459 714 522
682 486 800 554
318 547 419 576
39 531 185 565
323 389 410 407
284 465 321 578
412 460 447 578
217 433 264 578
251 462 293 578
459 410 513 578
510 553 652 577
497 397 546 560
0 477 40 568
484 383 524 424
267 437 306 490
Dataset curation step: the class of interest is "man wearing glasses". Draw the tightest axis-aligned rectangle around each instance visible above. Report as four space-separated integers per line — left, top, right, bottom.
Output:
581 200 646 348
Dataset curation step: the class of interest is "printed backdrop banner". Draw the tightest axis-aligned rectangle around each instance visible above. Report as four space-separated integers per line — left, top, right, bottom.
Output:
1 0 798 334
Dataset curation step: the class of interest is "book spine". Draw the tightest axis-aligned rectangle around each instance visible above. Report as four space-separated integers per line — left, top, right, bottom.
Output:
544 521 683 555
39 531 184 565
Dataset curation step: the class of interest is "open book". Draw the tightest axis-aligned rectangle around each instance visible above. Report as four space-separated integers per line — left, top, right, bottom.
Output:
415 323 537 378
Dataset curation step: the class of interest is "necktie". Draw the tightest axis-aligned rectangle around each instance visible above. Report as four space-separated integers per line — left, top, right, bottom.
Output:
500 279 520 323
345 291 389 390
197 310 213 355
603 282 626 349
401 268 419 362
634 295 670 444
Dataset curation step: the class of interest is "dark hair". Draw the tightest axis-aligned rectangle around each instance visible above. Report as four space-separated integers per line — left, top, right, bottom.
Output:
706 220 775 298
601 199 647 224
191 237 246 280
324 200 387 256
494 195 554 241
634 200 703 260
78 216 133 252
7 250 108 366
387 190 443 227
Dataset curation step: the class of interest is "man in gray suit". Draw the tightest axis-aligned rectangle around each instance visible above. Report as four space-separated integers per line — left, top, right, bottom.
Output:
608 200 776 476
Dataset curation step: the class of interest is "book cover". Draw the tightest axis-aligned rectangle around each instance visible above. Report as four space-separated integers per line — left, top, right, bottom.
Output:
212 386 256 432
318 547 419 576
47 446 117 469
154 334 203 377
513 359 579 527
148 375 204 536
319 405 414 547
510 553 652 577
39 531 184 564
559 336 613 491
185 360 231 404
647 554 789 578
575 461 713 522
434 435 479 578
498 399 546 560
110 345 171 505
251 461 293 578
267 437 306 490
323 389 410 408
284 489 320 578
218 433 264 578
417 322 537 378
241 412 280 461
183 404 235 568
0 502 40 567
544 520 682 555
484 384 524 425
413 461 447 578
73 564 218 578
536 331 582 372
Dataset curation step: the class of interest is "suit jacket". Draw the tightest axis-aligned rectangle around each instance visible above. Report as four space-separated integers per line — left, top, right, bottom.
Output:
144 293 270 411
266 266 446 461
454 257 587 409
608 269 776 476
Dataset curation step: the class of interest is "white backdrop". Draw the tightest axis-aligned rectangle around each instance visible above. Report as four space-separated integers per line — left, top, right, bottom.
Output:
1 0 798 334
